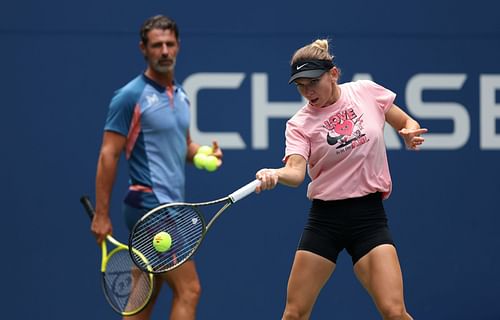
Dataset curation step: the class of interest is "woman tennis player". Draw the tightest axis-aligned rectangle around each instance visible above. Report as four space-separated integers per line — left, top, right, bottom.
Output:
255 39 426 319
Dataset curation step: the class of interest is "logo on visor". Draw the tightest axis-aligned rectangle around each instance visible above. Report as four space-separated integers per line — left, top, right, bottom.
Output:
296 63 308 70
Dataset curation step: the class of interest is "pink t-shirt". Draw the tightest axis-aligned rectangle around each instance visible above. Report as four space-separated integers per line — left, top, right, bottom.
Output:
283 80 396 201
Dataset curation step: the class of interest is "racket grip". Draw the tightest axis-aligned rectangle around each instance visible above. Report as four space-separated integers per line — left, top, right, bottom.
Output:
229 179 261 203
80 195 95 219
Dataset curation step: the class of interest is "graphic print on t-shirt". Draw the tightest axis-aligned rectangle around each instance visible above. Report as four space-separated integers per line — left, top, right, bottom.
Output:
323 107 369 154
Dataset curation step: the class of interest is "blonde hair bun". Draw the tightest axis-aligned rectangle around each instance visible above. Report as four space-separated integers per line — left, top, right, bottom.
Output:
312 39 329 52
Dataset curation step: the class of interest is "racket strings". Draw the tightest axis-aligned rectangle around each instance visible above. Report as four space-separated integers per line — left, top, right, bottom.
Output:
103 249 152 313
138 208 201 258
130 205 205 272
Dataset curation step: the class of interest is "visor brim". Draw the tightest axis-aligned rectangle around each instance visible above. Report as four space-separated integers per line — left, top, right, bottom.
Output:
288 69 328 84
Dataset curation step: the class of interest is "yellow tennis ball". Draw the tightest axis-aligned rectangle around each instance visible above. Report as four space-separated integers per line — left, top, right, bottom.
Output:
153 231 172 252
204 155 218 172
193 153 208 169
197 145 213 155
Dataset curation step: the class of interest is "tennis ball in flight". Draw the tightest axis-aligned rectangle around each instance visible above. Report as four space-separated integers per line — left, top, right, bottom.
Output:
204 155 218 172
197 145 213 155
193 153 208 169
153 231 172 252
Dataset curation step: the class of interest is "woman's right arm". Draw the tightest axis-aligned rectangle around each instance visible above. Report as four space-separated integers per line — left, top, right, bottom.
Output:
256 154 307 192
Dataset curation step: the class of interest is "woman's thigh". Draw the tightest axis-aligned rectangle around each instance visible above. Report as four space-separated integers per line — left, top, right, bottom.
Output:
286 250 336 312
353 244 405 307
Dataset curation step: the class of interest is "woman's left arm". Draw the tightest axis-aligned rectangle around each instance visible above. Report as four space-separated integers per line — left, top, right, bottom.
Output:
385 104 428 150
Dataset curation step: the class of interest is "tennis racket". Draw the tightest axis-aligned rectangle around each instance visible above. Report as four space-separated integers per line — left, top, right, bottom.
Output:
128 179 261 274
80 196 154 316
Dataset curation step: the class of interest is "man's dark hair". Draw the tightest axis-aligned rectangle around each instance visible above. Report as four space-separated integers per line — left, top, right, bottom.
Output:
140 15 179 45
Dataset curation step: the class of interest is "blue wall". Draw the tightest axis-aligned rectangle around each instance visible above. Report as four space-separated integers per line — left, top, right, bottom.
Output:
1 0 499 319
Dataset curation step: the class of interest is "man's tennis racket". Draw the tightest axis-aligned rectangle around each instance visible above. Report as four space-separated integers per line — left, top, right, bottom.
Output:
128 179 261 274
80 196 154 316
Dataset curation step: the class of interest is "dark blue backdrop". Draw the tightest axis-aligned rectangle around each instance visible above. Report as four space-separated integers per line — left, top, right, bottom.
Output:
1 0 499 319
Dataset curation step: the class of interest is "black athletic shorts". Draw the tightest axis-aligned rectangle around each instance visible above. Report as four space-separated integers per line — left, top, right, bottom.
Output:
297 192 395 265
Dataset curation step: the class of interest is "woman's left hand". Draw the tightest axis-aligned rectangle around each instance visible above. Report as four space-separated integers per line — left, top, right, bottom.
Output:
398 128 428 150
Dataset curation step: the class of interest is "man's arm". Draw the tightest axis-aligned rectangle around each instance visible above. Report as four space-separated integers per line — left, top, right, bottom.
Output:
93 131 127 244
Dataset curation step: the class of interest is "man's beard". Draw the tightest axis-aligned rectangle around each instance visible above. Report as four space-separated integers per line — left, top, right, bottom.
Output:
151 59 176 74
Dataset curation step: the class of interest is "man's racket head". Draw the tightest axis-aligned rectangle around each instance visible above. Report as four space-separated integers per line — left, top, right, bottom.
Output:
79 195 154 316
129 203 206 274
101 244 154 315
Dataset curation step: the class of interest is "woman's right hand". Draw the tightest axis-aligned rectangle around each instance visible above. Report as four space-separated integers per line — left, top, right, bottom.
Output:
255 168 279 193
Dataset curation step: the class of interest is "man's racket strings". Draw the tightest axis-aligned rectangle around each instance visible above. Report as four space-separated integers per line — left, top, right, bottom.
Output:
80 196 154 316
129 179 261 274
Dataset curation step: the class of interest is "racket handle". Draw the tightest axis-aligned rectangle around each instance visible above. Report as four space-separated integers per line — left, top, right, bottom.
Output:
80 195 95 219
229 179 261 203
